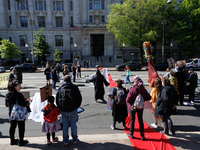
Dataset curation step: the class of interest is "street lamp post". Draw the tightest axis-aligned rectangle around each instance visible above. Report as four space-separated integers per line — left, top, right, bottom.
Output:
161 0 172 63
15 0 34 64
74 43 77 63
25 43 28 62
170 42 173 58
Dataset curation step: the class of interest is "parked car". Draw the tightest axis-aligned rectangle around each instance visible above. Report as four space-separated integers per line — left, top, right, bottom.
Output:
0 66 6 73
10 63 37 72
186 58 200 70
116 61 142 71
146 63 169 71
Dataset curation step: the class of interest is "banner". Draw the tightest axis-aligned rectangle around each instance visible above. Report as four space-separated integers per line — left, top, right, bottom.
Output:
0 73 10 88
40 84 52 102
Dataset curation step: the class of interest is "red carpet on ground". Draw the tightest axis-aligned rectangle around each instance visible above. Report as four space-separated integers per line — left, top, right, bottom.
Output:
124 114 176 150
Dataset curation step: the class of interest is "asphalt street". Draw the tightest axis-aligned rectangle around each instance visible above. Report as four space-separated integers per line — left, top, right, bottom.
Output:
0 70 200 141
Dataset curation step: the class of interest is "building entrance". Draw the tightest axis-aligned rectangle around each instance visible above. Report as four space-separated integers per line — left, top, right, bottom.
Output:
91 34 104 56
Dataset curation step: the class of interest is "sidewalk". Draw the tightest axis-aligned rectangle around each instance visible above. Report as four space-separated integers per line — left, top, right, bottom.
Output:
0 133 133 150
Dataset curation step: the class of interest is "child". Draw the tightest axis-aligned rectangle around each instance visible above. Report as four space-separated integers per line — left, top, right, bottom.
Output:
125 65 131 84
44 65 51 86
42 96 61 145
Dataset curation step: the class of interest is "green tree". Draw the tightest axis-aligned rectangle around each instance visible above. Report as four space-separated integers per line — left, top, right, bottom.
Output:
168 0 200 57
0 39 22 65
33 28 51 61
106 0 175 65
54 49 62 62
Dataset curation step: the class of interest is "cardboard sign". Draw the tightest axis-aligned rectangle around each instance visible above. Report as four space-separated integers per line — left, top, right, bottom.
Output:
177 60 186 67
40 84 52 102
20 91 30 99
167 58 175 68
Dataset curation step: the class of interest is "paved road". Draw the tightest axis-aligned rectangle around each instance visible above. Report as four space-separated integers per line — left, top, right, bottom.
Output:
0 70 200 144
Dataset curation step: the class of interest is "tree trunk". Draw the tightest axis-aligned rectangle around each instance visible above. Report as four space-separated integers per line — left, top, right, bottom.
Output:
140 45 143 66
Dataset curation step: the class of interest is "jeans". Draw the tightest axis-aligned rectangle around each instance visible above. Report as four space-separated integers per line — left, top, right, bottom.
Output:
52 81 56 89
130 110 144 137
61 109 78 143
10 120 25 143
77 71 81 78
125 75 131 84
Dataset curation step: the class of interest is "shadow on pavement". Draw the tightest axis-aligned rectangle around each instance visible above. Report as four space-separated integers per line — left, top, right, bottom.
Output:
175 125 200 132
0 118 10 124
0 132 9 138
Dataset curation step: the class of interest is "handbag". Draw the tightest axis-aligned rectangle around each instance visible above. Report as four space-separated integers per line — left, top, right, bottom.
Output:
57 76 60 82
49 73 51 79
10 94 28 121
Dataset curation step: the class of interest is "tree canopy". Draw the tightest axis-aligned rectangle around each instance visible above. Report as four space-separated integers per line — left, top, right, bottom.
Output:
54 49 62 62
0 39 22 61
32 28 51 57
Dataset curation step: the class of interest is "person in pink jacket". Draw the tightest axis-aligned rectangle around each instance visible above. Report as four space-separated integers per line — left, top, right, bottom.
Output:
126 76 151 140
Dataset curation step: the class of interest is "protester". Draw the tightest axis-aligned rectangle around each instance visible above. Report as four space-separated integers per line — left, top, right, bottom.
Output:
83 60 86 68
46 61 50 68
126 76 151 140
125 65 131 85
187 68 198 104
56 63 61 75
110 79 128 130
51 65 57 89
71 64 76 82
5 80 30 146
86 61 89 69
44 65 51 86
56 75 82 145
175 65 187 105
63 65 69 76
163 68 170 78
154 77 177 135
9 68 17 82
150 78 162 128
76 61 81 78
89 60 92 68
42 96 61 145
15 68 23 91
88 66 110 103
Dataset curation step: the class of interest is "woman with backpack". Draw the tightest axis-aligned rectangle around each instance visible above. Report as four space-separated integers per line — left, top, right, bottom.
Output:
110 79 128 130
126 76 151 140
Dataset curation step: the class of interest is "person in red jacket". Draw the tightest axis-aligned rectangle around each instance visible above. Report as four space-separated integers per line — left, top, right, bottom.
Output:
42 96 61 145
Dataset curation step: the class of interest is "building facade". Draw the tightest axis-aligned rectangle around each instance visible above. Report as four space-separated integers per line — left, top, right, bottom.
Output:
0 0 181 66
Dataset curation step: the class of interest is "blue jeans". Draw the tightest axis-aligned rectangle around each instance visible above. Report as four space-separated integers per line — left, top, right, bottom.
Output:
125 75 131 84
52 81 56 89
61 109 78 143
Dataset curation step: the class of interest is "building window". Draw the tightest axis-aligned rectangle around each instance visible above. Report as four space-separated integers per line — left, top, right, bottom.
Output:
71 16 73 25
90 16 93 23
89 0 92 9
70 37 73 44
35 1 38 10
38 16 45 27
94 0 100 10
9 37 12 43
70 1 73 11
18 1 20 10
102 0 104 9
21 16 28 27
21 1 26 10
8 0 11 10
17 1 28 10
9 16 12 25
56 1 61 10
56 17 63 27
20 35 27 46
53 1 55 10
53 1 64 11
39 1 43 10
101 15 104 23
44 1 46 10
62 1 64 10
26 1 29 10
55 35 63 46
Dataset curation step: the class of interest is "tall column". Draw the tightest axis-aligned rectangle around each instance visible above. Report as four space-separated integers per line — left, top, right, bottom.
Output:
74 0 81 27
46 0 53 28
10 0 17 29
83 0 87 23
29 0 35 29
64 0 70 28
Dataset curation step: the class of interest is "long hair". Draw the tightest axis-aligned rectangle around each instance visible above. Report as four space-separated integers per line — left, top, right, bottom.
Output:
7 80 18 92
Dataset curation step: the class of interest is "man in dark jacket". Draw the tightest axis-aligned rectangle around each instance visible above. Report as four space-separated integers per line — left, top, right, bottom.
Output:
16 68 23 91
187 68 198 104
51 65 57 89
56 75 82 145
89 68 110 103
174 65 187 105
9 69 17 82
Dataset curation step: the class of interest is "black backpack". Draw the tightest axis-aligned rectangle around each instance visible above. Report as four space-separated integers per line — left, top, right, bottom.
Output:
59 84 75 108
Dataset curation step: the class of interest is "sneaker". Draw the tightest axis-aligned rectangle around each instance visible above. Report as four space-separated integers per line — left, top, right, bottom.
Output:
47 140 51 145
151 123 158 128
128 133 134 139
63 141 69 145
190 101 194 105
110 125 115 130
73 139 79 144
52 137 58 142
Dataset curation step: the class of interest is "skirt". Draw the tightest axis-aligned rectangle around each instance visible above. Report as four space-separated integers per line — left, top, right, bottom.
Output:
42 120 61 133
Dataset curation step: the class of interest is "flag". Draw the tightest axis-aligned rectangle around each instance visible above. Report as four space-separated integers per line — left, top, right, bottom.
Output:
70 25 79 31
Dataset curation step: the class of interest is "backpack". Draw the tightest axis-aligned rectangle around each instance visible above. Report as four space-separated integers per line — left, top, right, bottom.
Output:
133 93 144 109
115 87 126 105
59 84 75 108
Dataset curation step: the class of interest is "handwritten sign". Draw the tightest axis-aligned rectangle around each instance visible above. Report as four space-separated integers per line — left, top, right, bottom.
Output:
0 73 10 88
40 84 52 102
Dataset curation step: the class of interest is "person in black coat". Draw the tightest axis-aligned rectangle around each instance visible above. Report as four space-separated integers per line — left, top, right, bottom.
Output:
174 65 187 105
71 64 76 82
187 68 198 104
9 69 17 82
154 77 177 135
44 65 51 85
5 80 30 146
89 68 110 103
110 79 128 130
51 65 57 89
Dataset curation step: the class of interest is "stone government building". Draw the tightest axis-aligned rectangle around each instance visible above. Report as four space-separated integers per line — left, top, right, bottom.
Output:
0 0 178 66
